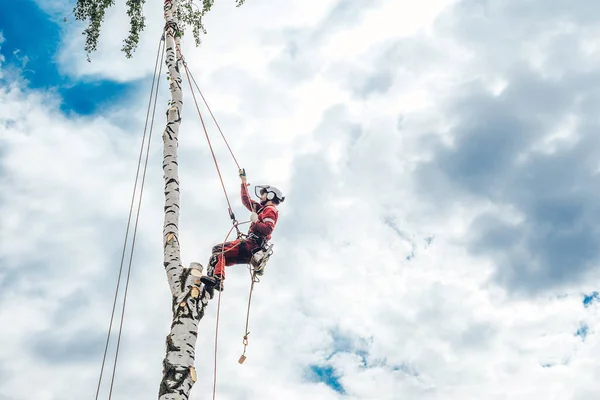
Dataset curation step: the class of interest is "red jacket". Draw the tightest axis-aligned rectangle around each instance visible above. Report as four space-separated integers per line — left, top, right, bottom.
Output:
241 184 278 241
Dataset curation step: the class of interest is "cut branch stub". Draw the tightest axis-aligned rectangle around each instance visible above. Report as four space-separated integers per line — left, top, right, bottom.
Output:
167 106 178 121
189 262 203 275
166 233 175 245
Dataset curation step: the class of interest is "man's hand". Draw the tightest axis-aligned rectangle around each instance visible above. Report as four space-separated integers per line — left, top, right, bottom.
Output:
250 212 258 223
239 168 247 185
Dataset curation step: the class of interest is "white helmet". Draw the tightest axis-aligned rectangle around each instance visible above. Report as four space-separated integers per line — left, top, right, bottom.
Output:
255 185 285 203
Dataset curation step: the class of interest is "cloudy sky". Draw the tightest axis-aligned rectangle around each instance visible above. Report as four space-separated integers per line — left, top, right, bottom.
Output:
2 0 600 399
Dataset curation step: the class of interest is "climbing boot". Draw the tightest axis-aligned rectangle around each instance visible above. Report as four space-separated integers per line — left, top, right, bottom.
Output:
200 274 224 292
203 284 215 299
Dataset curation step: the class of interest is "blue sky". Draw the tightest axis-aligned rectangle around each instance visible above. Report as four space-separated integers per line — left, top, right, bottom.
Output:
0 0 137 115
2 0 600 399
309 365 345 394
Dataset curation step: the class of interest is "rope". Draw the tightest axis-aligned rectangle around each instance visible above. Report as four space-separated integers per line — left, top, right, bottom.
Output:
182 64 234 212
94 35 165 400
172 41 240 170
209 224 252 399
211 226 242 400
181 62 245 239
187 71 241 170
239 266 259 364
213 288 222 400
174 44 265 400
107 36 165 399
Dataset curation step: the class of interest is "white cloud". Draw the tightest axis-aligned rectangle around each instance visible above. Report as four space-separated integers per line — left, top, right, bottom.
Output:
0 32 5 78
3 0 600 399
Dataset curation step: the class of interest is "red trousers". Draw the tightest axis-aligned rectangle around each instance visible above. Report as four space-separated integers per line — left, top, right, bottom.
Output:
209 238 261 279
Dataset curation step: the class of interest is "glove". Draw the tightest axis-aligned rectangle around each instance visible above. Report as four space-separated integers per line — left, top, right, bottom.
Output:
239 168 247 183
250 212 258 223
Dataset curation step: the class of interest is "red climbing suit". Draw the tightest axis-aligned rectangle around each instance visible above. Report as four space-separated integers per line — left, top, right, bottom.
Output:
211 183 279 278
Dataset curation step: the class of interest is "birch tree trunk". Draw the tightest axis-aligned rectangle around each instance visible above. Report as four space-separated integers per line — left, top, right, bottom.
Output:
159 1 211 398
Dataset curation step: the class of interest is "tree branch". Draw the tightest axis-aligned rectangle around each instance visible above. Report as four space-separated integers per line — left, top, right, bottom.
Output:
72 0 245 57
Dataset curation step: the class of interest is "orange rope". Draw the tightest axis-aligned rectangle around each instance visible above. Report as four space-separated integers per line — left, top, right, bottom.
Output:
212 225 244 400
239 265 258 364
183 64 235 214
187 71 241 170
170 41 258 400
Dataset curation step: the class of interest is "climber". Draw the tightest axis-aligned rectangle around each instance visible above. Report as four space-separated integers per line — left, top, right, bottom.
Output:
200 168 285 295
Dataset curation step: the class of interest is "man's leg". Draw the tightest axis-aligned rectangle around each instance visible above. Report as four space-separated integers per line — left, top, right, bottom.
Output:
201 240 244 292
201 240 257 294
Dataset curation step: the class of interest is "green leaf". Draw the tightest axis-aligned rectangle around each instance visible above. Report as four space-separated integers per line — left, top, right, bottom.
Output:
73 0 248 57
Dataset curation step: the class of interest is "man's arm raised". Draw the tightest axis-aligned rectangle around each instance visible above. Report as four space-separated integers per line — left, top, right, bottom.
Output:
239 168 258 212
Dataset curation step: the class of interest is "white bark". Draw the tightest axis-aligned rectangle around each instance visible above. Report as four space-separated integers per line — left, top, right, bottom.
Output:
161 0 184 295
158 265 211 399
159 1 211 399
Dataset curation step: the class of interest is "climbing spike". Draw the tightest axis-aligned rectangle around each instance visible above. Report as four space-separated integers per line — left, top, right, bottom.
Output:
166 233 175 244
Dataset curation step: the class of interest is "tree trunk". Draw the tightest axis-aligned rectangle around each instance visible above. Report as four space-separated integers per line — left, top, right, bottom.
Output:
159 1 211 399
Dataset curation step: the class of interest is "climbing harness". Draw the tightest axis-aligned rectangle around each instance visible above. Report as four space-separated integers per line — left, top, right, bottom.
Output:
251 242 274 276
